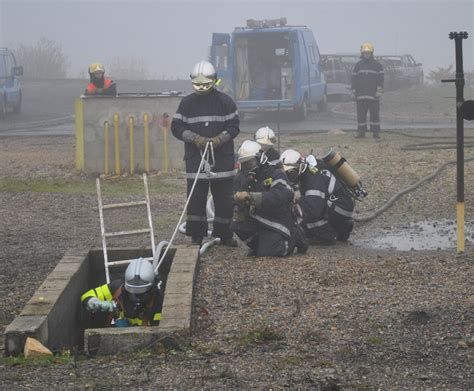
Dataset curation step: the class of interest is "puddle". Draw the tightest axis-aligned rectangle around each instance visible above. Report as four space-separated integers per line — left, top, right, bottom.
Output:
356 219 473 251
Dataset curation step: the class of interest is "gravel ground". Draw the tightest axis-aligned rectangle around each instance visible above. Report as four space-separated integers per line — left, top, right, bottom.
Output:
0 128 473 389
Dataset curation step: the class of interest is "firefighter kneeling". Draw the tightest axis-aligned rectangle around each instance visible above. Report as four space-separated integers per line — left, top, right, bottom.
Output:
280 149 355 245
231 140 308 257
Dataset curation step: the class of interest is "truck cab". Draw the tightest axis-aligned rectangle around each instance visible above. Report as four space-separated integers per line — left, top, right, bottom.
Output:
210 18 327 119
0 48 23 118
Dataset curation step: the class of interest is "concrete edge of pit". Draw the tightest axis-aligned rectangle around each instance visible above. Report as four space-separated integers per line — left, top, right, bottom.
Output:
4 245 200 357
83 244 201 356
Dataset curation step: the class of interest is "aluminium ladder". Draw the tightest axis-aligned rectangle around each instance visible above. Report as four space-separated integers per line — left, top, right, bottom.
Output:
96 173 156 283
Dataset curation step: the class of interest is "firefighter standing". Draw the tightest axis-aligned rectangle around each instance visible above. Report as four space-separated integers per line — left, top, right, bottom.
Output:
80 258 163 327
171 60 240 246
280 149 354 245
84 62 117 96
351 43 384 138
232 140 307 256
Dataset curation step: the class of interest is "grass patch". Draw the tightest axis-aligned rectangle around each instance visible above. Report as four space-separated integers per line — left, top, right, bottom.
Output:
0 177 184 196
367 336 383 345
281 355 301 365
237 327 283 347
0 353 72 367
317 358 334 368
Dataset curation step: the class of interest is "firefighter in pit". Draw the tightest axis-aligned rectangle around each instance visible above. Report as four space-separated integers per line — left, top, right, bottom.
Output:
232 140 307 256
351 43 384 138
280 149 355 245
80 258 163 327
171 60 240 246
254 126 282 168
84 62 117 96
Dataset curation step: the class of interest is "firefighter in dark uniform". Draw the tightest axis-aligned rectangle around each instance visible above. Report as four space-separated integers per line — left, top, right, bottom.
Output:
84 62 117 96
351 42 384 138
80 258 163 327
254 126 282 168
280 149 354 245
232 140 307 256
171 60 240 246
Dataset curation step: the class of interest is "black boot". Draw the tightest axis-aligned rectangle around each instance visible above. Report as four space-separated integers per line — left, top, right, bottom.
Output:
219 237 238 247
355 132 365 139
373 132 381 139
191 236 203 246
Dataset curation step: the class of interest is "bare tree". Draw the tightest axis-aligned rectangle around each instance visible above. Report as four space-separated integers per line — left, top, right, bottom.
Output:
13 38 69 80
107 57 151 80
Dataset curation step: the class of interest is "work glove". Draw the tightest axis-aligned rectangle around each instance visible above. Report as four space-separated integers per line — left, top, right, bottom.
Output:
211 136 221 149
193 135 208 150
234 191 251 203
375 86 384 98
86 297 116 313
95 88 104 94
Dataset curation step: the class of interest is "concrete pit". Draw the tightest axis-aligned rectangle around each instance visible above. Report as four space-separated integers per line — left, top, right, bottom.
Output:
4 245 200 356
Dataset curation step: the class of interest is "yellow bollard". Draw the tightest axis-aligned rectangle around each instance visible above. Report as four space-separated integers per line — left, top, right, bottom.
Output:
128 116 135 175
113 113 121 175
103 121 110 175
143 113 150 173
457 202 465 253
161 118 169 172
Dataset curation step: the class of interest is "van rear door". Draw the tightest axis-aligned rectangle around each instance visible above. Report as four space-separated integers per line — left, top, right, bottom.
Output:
302 31 325 105
210 33 232 94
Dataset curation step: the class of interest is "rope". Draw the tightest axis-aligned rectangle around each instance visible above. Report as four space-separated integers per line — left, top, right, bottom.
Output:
154 141 212 274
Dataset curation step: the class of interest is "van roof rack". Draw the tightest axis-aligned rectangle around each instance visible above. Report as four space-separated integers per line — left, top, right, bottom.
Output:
246 17 287 28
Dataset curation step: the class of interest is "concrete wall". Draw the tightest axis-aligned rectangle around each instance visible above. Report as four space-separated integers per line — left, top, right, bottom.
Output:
75 95 186 174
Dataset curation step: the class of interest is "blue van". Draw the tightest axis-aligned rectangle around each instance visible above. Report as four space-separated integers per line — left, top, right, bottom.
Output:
210 18 327 119
0 48 23 118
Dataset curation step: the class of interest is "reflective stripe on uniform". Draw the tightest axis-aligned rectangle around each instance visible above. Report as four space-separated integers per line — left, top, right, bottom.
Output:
186 170 236 179
213 216 232 224
356 69 379 74
187 214 207 222
80 284 112 302
356 96 375 100
253 214 291 237
271 178 293 192
306 219 329 229
305 189 325 199
328 174 336 194
369 122 380 125
334 206 353 217
173 111 238 124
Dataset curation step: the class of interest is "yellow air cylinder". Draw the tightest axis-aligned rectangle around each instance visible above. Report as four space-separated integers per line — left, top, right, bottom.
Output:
321 148 360 188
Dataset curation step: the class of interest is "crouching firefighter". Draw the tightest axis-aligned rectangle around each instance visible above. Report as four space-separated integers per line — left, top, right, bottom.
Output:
280 149 355 245
232 140 308 256
80 258 163 327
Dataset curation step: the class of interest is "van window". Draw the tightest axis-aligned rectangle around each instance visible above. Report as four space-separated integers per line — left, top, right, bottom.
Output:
308 45 316 64
214 44 228 71
0 55 6 78
4 54 14 77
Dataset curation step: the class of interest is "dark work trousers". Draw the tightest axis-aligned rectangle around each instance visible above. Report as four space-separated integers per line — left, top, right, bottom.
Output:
356 98 380 135
186 178 233 239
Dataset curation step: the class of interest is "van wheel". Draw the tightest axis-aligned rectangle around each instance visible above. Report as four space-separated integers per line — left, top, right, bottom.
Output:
295 99 308 121
317 94 328 112
13 91 21 114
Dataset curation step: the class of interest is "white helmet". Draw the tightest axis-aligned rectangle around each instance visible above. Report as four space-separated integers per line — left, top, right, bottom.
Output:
190 60 217 95
280 149 307 175
124 258 155 294
237 140 263 163
254 126 276 148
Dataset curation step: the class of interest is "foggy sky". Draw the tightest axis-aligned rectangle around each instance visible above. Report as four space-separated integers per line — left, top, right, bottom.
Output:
1 0 472 79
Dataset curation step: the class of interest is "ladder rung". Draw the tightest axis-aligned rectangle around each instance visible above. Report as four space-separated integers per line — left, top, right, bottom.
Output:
105 228 151 238
108 257 154 267
102 200 148 210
